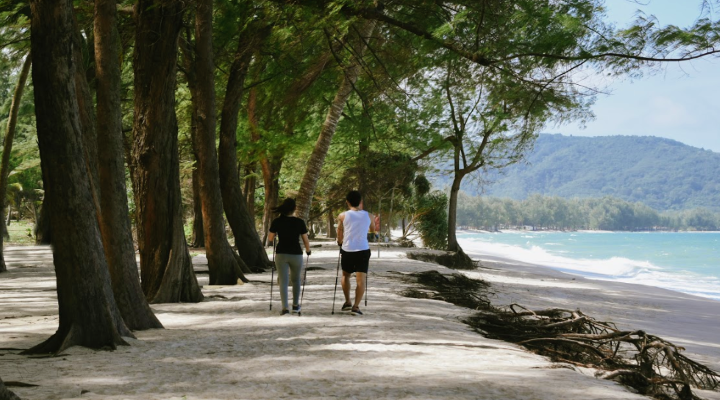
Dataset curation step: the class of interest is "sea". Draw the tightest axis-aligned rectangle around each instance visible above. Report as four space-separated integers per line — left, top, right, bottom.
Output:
456 231 720 301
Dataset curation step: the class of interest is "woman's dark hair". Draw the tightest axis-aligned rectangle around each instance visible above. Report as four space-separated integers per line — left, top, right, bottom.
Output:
272 198 296 215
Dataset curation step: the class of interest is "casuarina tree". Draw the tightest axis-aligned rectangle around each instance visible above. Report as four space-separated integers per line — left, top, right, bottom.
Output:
26 0 132 354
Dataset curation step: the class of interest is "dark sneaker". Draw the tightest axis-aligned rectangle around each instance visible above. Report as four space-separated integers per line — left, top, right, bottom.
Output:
341 303 352 312
351 307 363 316
281 309 290 315
292 305 301 314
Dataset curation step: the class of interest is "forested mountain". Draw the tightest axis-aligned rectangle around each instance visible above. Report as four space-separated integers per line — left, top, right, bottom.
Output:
459 134 720 212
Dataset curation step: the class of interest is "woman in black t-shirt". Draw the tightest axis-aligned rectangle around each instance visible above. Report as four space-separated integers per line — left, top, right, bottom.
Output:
267 198 311 315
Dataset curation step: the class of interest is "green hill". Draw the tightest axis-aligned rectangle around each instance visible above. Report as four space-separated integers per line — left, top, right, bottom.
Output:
468 134 720 211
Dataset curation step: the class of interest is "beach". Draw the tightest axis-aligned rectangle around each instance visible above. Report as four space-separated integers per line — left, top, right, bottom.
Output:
1 244 718 400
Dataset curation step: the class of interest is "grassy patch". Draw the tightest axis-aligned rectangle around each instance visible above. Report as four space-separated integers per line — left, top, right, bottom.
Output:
5 220 36 246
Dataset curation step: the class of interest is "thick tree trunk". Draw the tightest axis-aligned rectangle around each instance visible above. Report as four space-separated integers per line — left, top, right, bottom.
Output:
193 0 248 284
218 30 270 270
26 0 132 354
0 376 21 400
295 20 377 221
132 0 203 303
73 29 100 205
0 53 31 272
95 0 162 330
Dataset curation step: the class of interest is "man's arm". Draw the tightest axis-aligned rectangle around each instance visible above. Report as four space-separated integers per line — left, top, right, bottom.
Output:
336 213 345 245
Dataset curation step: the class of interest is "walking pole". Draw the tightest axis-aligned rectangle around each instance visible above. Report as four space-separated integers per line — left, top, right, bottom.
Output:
331 248 341 314
299 253 309 316
269 238 275 311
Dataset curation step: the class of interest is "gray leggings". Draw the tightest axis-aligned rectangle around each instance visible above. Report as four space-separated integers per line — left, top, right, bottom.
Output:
274 253 303 310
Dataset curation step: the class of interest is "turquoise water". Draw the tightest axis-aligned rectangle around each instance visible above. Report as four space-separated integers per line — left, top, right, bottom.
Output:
457 231 720 301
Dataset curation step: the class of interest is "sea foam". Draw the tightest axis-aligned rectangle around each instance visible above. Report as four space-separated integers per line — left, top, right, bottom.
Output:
458 234 720 301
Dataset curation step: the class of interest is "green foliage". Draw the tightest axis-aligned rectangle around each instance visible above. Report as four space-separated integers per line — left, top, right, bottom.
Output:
415 190 448 249
414 175 431 197
457 192 720 231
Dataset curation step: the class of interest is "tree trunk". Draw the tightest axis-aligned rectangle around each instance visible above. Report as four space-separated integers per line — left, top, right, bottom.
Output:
0 53 31 273
358 132 369 197
34 199 51 244
0 376 21 400
191 154 205 248
218 29 271 271
295 20 377 221
327 205 336 239
73 28 100 207
178 26 205 250
132 0 203 303
260 157 281 245
193 0 248 284
247 87 278 246
26 0 132 354
447 173 463 252
95 0 162 330
243 164 257 218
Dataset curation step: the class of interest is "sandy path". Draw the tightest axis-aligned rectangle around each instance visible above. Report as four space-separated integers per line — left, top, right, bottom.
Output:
0 245 702 399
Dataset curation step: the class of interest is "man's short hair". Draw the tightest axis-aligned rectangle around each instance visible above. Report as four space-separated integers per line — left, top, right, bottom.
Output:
346 190 362 207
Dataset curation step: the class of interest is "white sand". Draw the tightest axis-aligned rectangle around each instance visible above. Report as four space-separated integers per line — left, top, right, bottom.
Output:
1 244 718 400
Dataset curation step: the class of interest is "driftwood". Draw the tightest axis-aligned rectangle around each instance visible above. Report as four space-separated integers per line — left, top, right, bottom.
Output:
402 270 720 400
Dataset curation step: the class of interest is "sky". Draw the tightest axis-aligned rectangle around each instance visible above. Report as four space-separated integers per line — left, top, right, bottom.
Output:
552 1 720 152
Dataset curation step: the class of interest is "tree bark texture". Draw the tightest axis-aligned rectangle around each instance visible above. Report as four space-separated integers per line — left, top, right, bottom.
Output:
260 157 281 245
0 376 21 400
27 0 132 354
191 135 205 248
218 29 271 270
95 0 162 330
193 0 248 284
72 23 102 227
243 165 257 218
447 173 463 252
132 0 203 303
178 28 205 250
0 53 31 273
295 20 377 221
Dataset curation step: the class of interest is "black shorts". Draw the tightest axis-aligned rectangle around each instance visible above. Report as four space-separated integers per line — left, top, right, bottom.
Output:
341 249 371 274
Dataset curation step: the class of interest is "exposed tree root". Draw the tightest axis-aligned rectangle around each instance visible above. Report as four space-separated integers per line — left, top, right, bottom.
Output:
0 377 21 400
402 270 720 400
406 251 479 270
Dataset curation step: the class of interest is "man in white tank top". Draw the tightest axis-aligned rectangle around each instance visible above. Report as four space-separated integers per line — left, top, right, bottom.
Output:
336 190 379 315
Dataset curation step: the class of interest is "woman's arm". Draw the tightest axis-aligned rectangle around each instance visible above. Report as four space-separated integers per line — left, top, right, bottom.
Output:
301 233 311 255
267 232 275 245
